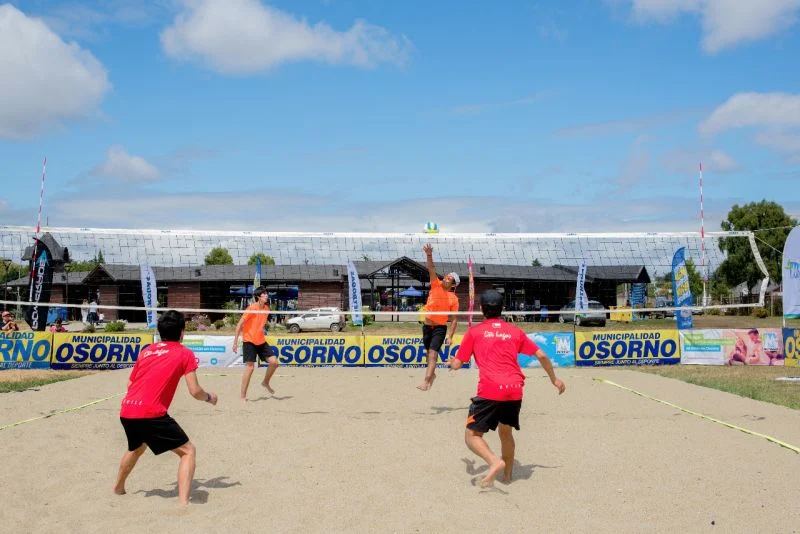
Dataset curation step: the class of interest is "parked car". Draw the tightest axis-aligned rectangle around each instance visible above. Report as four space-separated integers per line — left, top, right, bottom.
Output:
286 307 346 333
557 300 607 327
652 297 675 319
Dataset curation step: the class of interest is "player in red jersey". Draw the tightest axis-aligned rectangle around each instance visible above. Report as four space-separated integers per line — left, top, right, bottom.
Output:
449 289 565 488
113 310 218 505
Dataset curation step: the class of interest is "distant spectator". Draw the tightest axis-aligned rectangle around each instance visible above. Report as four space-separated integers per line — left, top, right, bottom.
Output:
50 318 66 333
2 311 19 331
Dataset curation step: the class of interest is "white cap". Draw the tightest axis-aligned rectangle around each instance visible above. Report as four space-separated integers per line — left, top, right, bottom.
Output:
448 272 460 286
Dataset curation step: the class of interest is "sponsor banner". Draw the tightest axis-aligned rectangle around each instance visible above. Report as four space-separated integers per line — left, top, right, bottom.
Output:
24 238 54 331
518 332 575 368
267 335 364 366
784 227 800 319
346 261 363 326
51 333 153 370
183 335 243 367
680 329 785 366
785 329 800 368
140 265 157 328
679 330 726 365
0 331 53 369
671 247 694 330
363 335 465 367
575 259 588 312
576 330 680 366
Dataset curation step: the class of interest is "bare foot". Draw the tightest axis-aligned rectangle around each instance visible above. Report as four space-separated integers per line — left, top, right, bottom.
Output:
261 381 274 394
502 465 513 484
241 397 248 403
113 486 126 496
480 460 506 488
416 374 436 391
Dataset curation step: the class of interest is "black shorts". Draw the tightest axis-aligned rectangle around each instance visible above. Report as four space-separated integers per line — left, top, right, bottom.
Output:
466 397 522 432
422 325 447 353
120 415 189 455
243 342 274 363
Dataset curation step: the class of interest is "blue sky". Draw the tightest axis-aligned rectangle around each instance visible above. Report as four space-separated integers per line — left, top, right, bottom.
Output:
1 0 799 233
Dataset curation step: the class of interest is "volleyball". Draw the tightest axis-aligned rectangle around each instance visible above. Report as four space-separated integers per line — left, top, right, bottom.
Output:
424 222 439 234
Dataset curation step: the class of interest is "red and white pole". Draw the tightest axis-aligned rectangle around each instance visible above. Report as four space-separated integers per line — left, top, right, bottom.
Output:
699 161 707 306
29 158 47 302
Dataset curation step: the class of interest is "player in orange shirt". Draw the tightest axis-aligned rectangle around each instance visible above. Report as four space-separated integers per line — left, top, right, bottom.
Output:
233 287 279 401
417 244 460 391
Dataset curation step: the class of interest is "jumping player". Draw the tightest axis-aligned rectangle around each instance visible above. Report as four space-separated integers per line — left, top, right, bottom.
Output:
417 243 459 391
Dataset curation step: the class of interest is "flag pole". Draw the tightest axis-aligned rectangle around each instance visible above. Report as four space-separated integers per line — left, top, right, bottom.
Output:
699 162 707 307
29 158 47 302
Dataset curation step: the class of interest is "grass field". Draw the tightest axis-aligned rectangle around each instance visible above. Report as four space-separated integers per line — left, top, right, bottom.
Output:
636 365 800 410
0 370 94 393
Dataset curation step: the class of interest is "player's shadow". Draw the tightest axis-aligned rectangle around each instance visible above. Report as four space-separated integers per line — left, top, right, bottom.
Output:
251 395 293 402
462 458 559 482
138 476 241 504
430 406 468 415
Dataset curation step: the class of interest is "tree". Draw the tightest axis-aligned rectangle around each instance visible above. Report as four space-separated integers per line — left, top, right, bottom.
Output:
656 260 702 303
0 261 25 283
247 253 275 266
65 260 99 272
531 259 542 267
361 255 372 261
205 247 234 265
717 200 798 287
96 250 105 264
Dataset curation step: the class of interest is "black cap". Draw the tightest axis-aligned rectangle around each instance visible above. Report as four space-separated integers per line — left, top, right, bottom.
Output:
480 289 504 308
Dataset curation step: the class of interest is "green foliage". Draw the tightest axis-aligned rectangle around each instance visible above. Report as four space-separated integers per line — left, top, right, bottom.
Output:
247 253 276 266
222 300 239 326
191 313 212 331
531 259 542 267
0 261 26 283
185 320 198 331
214 319 226 330
717 200 798 287
66 260 98 272
705 308 721 316
751 307 769 319
709 276 730 302
82 324 96 333
684 259 704 304
96 250 105 263
205 247 234 265
104 321 126 332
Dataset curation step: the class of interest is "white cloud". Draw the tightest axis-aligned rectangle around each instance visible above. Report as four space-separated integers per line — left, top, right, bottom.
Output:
160 0 412 74
0 4 110 140
623 0 800 53
755 131 800 161
662 148 741 174
699 92 800 137
89 146 161 183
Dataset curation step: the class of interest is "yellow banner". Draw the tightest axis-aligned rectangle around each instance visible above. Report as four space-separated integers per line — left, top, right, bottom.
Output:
784 328 800 367
0 331 53 369
575 329 680 366
266 335 364 366
364 334 464 366
51 333 154 369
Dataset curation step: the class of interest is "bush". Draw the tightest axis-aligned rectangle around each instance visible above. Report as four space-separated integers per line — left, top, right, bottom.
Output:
223 301 239 326
214 319 225 330
705 308 721 316
751 307 769 319
104 320 126 332
185 320 198 332
191 313 212 331
81 324 96 333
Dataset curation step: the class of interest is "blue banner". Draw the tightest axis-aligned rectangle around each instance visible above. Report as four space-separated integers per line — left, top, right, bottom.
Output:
630 283 646 305
140 265 157 328
671 247 694 330
576 259 588 312
783 227 800 319
346 261 363 326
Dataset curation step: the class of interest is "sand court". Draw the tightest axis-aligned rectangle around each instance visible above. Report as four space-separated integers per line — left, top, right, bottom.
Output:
1 366 799 533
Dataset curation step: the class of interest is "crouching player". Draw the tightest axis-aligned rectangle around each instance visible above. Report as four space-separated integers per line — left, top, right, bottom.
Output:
113 310 218 505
